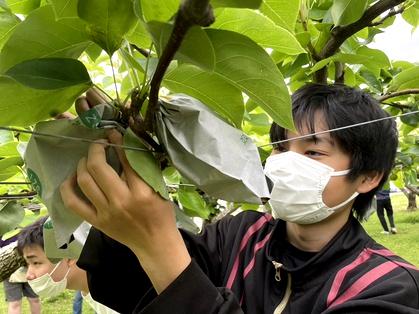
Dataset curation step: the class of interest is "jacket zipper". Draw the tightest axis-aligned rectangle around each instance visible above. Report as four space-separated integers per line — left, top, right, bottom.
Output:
272 261 292 314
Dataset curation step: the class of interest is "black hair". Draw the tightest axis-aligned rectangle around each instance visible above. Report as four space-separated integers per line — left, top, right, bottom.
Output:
269 83 398 220
17 215 48 256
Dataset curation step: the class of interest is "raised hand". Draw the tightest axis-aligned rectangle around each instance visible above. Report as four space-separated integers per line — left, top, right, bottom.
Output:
60 129 191 293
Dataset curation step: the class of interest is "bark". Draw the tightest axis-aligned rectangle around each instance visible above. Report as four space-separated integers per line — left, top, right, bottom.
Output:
403 186 418 211
0 242 25 282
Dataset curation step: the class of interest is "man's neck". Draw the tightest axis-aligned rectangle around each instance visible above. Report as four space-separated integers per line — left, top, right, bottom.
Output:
285 209 351 252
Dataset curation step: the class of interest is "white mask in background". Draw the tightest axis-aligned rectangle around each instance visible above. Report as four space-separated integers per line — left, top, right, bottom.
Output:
82 292 120 314
264 151 359 224
28 261 69 298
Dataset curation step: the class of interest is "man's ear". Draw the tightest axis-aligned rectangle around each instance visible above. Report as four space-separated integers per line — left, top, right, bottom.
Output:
67 258 77 267
356 172 383 193
63 258 77 267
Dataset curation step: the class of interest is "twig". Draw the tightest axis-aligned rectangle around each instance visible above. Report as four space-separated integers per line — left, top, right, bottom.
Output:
314 0 407 83
130 44 151 58
382 102 414 110
144 0 215 132
0 191 37 200
378 89 419 102
369 7 404 26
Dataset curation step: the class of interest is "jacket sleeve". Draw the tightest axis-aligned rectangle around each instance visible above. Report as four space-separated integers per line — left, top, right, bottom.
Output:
134 260 243 314
77 213 248 313
322 265 419 314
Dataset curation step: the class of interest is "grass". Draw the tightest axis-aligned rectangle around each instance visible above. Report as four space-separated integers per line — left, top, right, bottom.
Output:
1 193 417 313
0 289 95 313
361 192 419 266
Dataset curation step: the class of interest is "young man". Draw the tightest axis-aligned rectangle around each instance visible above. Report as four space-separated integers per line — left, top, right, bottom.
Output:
61 84 419 313
16 216 119 314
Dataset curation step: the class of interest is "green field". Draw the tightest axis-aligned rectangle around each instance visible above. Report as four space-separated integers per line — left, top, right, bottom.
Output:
1 193 417 313
0 290 95 314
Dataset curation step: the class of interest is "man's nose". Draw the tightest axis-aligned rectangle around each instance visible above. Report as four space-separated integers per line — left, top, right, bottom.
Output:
26 267 36 280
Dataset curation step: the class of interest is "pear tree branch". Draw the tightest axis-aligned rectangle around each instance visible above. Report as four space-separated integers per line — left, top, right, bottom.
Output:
143 0 215 132
314 0 407 83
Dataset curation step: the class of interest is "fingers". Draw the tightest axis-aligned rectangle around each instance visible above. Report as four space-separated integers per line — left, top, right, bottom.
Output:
107 129 148 191
75 97 91 115
75 87 109 115
85 139 130 203
60 174 98 225
86 87 109 106
55 112 75 120
76 157 109 210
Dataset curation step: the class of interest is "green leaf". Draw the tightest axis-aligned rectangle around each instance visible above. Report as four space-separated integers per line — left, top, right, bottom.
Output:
178 187 212 219
205 29 294 130
136 0 179 22
402 5 419 27
48 0 78 18
355 46 390 75
163 64 244 127
6 0 40 14
0 0 11 12
123 128 169 199
78 0 137 55
212 8 304 56
309 49 389 76
0 142 19 157
389 66 419 92
400 111 419 127
147 22 215 71
0 75 90 126
260 0 300 31
0 201 25 235
0 156 22 170
0 5 90 73
211 0 262 9
6 58 92 90
331 0 368 26
0 165 20 181
0 130 14 143
125 20 152 49
0 11 20 50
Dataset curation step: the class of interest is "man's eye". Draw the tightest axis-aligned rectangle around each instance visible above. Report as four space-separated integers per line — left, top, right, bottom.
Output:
305 150 322 156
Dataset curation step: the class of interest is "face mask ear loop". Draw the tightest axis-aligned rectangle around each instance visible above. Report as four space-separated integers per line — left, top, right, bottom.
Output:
49 260 70 282
50 261 62 276
330 169 351 176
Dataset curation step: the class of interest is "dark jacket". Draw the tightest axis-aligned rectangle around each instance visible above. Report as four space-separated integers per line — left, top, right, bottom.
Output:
77 211 419 314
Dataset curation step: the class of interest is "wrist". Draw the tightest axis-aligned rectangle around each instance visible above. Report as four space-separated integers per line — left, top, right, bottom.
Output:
131 229 191 294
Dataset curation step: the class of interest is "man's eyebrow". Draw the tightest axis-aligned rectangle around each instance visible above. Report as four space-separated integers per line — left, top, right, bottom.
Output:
301 134 335 145
25 255 37 260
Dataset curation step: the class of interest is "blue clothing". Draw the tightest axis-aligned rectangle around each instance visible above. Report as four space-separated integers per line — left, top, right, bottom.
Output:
376 189 390 200
73 291 83 314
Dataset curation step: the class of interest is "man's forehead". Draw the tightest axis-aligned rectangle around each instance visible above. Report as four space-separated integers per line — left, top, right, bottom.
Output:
23 244 45 258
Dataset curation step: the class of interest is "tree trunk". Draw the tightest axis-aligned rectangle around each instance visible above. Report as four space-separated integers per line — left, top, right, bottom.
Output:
0 241 25 282
402 186 418 211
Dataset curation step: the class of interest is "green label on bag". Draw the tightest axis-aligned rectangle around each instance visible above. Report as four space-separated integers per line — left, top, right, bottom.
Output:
43 218 53 229
27 168 42 197
240 134 249 145
79 108 101 128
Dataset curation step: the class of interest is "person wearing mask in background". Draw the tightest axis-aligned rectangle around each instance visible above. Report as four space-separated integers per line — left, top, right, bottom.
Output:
16 216 118 314
61 83 419 313
376 187 397 234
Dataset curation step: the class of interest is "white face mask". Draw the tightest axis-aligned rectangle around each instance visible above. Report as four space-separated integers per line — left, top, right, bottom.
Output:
264 151 359 224
28 261 69 298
